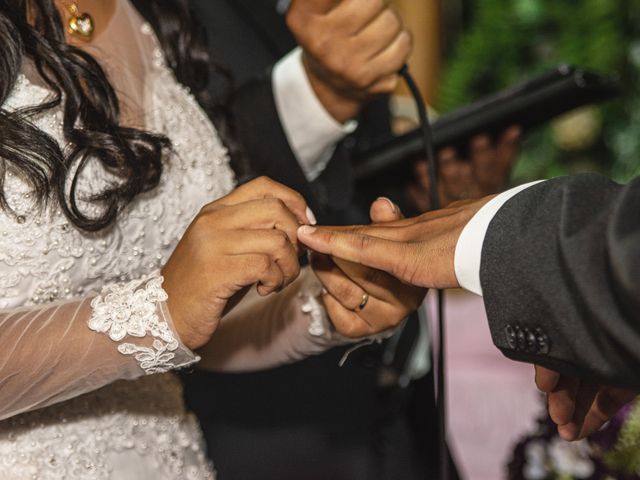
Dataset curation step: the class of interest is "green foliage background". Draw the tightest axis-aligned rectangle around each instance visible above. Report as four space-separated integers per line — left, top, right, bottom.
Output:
437 0 640 183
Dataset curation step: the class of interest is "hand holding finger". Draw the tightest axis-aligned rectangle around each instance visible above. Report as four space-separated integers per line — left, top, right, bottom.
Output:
220 176 315 226
321 291 375 338
299 225 414 283
206 198 306 252
225 229 301 294
311 253 410 337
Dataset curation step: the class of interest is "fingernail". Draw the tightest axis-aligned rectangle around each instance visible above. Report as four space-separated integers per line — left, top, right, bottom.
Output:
298 225 317 236
305 207 317 225
321 288 328 295
377 196 397 214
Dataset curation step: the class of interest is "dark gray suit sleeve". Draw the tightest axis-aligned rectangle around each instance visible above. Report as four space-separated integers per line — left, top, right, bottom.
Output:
480 173 640 387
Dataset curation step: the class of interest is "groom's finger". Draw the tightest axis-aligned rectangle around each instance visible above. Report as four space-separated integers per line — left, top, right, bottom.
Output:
535 365 560 392
578 387 637 439
557 383 598 441
546 375 580 427
298 225 409 281
370 197 404 223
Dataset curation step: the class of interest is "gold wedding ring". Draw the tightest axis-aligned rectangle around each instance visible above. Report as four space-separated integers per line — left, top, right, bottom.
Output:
354 292 370 312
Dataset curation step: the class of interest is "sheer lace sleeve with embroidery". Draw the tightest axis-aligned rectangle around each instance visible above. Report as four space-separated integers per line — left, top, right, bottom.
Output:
196 267 391 372
0 271 198 421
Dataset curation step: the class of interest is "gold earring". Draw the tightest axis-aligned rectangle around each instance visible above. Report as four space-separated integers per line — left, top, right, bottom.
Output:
65 2 94 40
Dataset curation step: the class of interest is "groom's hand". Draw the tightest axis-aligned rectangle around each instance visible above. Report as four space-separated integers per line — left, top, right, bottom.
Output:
535 366 637 441
299 196 494 289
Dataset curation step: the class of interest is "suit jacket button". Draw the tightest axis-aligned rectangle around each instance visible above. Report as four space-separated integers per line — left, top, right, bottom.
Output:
525 329 537 352
516 327 526 350
536 329 550 354
505 325 517 349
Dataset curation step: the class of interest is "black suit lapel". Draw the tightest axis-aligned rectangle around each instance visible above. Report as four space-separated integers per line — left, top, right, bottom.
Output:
226 0 296 57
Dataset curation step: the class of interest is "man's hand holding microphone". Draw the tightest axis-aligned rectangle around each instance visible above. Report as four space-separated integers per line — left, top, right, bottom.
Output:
287 0 412 123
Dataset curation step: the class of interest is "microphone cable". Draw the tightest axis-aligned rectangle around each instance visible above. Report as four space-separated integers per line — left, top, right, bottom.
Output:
399 64 449 480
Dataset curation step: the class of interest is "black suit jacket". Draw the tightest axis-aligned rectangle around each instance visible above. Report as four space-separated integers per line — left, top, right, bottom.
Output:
481 173 640 387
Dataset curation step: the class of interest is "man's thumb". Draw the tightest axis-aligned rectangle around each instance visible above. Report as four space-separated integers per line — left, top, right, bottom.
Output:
370 197 403 223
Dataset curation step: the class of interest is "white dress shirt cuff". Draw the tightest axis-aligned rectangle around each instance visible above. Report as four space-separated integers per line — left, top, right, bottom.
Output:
454 181 546 296
272 47 358 182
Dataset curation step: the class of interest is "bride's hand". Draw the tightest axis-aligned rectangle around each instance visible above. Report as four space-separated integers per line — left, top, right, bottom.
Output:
162 177 314 350
311 198 427 338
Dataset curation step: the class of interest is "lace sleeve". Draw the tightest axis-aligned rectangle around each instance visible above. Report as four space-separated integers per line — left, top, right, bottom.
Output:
0 271 198 421
196 267 390 372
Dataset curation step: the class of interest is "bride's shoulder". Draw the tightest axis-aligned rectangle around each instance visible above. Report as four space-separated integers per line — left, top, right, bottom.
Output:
3 67 53 114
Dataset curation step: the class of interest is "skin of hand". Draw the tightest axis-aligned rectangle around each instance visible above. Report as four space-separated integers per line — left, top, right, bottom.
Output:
406 127 522 212
298 195 494 289
311 197 426 338
287 0 413 123
534 365 638 441
162 177 314 351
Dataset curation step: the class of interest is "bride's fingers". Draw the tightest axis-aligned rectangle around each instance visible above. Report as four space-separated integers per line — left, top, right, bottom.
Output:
218 176 314 226
213 199 304 251
321 292 375 338
232 253 285 297
331 256 422 307
311 254 395 333
311 254 366 311
226 230 300 288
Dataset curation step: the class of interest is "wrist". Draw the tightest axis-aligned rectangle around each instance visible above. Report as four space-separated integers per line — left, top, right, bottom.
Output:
161 268 208 351
303 54 363 124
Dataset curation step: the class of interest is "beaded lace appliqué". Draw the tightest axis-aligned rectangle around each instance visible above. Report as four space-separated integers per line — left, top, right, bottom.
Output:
297 278 393 367
88 271 196 374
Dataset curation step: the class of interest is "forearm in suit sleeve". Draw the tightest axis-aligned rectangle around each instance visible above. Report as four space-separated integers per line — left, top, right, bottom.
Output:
480 173 640 387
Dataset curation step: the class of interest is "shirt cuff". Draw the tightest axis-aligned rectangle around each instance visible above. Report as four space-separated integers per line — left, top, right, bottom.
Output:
272 47 358 182
454 181 546 296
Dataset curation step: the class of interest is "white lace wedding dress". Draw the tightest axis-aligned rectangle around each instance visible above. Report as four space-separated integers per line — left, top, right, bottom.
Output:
0 2 350 478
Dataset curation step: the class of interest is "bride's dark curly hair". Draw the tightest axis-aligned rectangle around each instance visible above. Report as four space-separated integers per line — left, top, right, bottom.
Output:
0 0 237 232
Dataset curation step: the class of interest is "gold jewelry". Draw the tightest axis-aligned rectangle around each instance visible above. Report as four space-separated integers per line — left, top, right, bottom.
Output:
64 2 94 40
354 292 370 313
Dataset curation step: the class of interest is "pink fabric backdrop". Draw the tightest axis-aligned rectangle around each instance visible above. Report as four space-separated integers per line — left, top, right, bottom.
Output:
426 290 543 479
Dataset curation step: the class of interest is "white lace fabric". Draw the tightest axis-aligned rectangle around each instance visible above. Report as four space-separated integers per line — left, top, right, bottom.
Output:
88 271 199 375
0 1 365 477
0 274 195 422
0 1 229 477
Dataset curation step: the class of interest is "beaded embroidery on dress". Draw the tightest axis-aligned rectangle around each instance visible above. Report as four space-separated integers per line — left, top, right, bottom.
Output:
0 2 235 477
